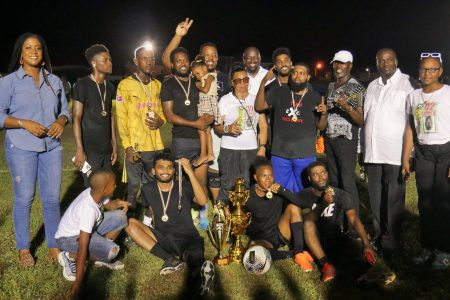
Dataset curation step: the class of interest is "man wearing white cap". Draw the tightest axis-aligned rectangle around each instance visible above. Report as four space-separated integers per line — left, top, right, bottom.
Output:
324 50 365 226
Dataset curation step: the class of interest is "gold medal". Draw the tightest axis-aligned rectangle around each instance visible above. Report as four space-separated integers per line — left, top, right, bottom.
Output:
266 191 273 199
101 110 107 117
161 214 169 222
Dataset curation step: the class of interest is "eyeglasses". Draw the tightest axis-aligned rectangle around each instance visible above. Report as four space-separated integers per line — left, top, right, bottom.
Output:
232 77 250 85
419 67 441 74
420 53 442 62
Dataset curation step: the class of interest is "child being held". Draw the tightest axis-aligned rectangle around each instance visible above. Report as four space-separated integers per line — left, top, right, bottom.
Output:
191 55 220 167
55 168 130 298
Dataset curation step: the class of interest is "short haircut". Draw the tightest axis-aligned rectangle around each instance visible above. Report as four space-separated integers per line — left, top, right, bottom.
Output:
272 47 291 63
85 44 109 64
153 151 175 166
230 64 246 80
170 47 190 64
89 168 115 189
199 42 218 54
307 161 327 176
253 157 272 173
293 62 311 74
243 46 260 58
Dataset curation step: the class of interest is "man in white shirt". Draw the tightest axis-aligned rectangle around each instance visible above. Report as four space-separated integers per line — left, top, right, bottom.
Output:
363 48 417 253
243 47 268 95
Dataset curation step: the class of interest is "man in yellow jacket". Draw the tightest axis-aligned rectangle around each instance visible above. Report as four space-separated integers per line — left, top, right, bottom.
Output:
116 43 166 216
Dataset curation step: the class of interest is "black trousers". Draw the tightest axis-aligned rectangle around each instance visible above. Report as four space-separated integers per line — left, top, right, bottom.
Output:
325 137 360 214
415 142 450 252
367 163 405 250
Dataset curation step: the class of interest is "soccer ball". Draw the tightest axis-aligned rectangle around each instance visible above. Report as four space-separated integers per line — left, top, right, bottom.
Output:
242 245 272 275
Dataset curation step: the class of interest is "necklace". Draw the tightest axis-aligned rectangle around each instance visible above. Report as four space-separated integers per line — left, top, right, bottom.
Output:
177 162 182 211
255 184 273 199
90 74 107 117
290 89 308 122
421 90 436 103
157 181 174 222
174 76 192 106
134 73 154 118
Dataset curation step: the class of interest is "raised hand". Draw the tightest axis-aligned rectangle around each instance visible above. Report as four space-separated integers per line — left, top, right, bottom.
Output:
175 18 194 37
316 96 327 115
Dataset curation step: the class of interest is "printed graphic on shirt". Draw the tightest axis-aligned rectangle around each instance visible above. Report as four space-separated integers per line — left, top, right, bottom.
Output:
415 101 437 133
237 105 257 131
326 79 365 139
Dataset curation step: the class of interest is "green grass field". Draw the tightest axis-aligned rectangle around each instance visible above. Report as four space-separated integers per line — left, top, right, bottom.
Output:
0 122 449 300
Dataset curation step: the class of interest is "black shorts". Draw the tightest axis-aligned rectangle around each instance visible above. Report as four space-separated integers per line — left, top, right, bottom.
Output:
150 227 204 258
207 169 220 189
171 137 200 162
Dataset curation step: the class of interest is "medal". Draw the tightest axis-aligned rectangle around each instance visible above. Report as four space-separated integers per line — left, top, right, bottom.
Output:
91 75 108 118
266 191 273 199
174 76 192 108
157 181 174 225
184 99 191 106
290 89 307 123
161 214 169 222
292 116 298 122
101 110 107 117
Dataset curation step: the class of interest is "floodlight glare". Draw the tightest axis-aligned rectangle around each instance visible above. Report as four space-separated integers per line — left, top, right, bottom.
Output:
134 41 154 58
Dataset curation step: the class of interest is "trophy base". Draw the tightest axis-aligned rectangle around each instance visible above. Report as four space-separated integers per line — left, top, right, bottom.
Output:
214 256 230 266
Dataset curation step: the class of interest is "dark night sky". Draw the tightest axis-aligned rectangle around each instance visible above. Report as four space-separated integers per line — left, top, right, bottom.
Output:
1 0 449 78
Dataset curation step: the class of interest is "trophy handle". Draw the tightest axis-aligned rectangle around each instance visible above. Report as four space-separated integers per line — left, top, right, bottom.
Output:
207 226 219 249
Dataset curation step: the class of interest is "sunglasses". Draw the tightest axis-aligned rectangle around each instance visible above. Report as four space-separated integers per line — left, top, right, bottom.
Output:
232 77 250 85
420 52 442 62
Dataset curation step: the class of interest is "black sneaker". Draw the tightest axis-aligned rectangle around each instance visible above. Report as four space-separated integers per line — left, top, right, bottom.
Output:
431 250 450 270
199 260 215 296
160 257 185 276
412 248 434 265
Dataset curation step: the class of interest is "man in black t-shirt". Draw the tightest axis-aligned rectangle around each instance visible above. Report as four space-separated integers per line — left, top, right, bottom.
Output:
244 159 313 271
125 152 214 297
72 44 118 187
299 161 376 282
255 62 328 193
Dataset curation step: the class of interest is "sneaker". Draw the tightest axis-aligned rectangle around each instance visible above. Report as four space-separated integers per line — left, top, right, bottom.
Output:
199 260 215 296
431 250 450 270
412 248 434 265
321 263 337 282
294 252 313 272
160 257 185 276
58 251 76 281
94 260 125 270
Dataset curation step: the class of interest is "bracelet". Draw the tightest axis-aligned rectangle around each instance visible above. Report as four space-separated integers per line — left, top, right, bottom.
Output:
223 125 229 134
18 119 23 128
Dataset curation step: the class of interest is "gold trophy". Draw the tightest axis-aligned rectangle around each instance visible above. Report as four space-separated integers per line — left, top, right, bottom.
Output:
206 201 231 266
228 177 252 263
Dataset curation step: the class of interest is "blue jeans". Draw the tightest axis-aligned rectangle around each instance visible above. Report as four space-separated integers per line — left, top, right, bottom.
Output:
272 155 316 193
56 210 128 262
5 137 62 249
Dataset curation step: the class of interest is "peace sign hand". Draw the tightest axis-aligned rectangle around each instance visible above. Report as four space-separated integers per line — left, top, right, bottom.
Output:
175 18 194 37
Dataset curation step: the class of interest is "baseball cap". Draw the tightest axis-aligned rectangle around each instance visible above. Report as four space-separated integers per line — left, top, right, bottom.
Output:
330 50 353 64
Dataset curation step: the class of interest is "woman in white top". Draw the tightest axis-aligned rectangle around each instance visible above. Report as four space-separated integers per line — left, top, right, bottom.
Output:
402 54 450 270
214 66 268 203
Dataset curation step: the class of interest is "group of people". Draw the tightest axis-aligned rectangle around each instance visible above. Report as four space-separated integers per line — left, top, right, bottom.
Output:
0 16 449 298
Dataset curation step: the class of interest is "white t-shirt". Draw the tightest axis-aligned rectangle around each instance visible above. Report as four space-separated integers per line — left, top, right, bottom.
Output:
55 188 109 238
248 66 268 96
219 92 259 150
363 69 415 165
406 84 450 145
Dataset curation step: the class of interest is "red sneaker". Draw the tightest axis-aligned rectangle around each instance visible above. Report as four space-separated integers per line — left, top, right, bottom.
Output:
321 263 337 282
294 252 313 272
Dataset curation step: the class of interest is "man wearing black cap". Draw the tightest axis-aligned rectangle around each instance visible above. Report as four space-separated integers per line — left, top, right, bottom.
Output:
72 44 118 187
324 50 365 222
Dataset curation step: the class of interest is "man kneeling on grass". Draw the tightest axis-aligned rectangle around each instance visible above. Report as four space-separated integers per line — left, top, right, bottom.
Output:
124 152 215 297
300 161 377 282
55 169 130 297
244 158 314 271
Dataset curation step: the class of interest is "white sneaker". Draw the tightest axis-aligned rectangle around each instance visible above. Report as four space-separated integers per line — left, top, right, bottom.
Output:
94 260 125 270
58 251 76 281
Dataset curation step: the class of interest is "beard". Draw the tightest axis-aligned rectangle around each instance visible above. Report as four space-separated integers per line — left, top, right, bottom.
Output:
156 173 174 184
312 180 329 192
173 68 190 78
288 77 308 93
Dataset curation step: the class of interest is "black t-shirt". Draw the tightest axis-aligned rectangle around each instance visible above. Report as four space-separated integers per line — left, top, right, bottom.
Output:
266 86 322 158
72 76 114 155
216 70 230 99
245 185 301 245
297 187 354 228
141 181 200 239
160 77 200 138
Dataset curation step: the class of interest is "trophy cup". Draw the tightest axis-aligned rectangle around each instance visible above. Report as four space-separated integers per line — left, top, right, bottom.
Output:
206 201 231 266
228 177 252 263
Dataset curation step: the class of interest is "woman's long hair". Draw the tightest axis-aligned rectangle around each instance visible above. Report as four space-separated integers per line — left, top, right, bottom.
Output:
8 32 56 95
